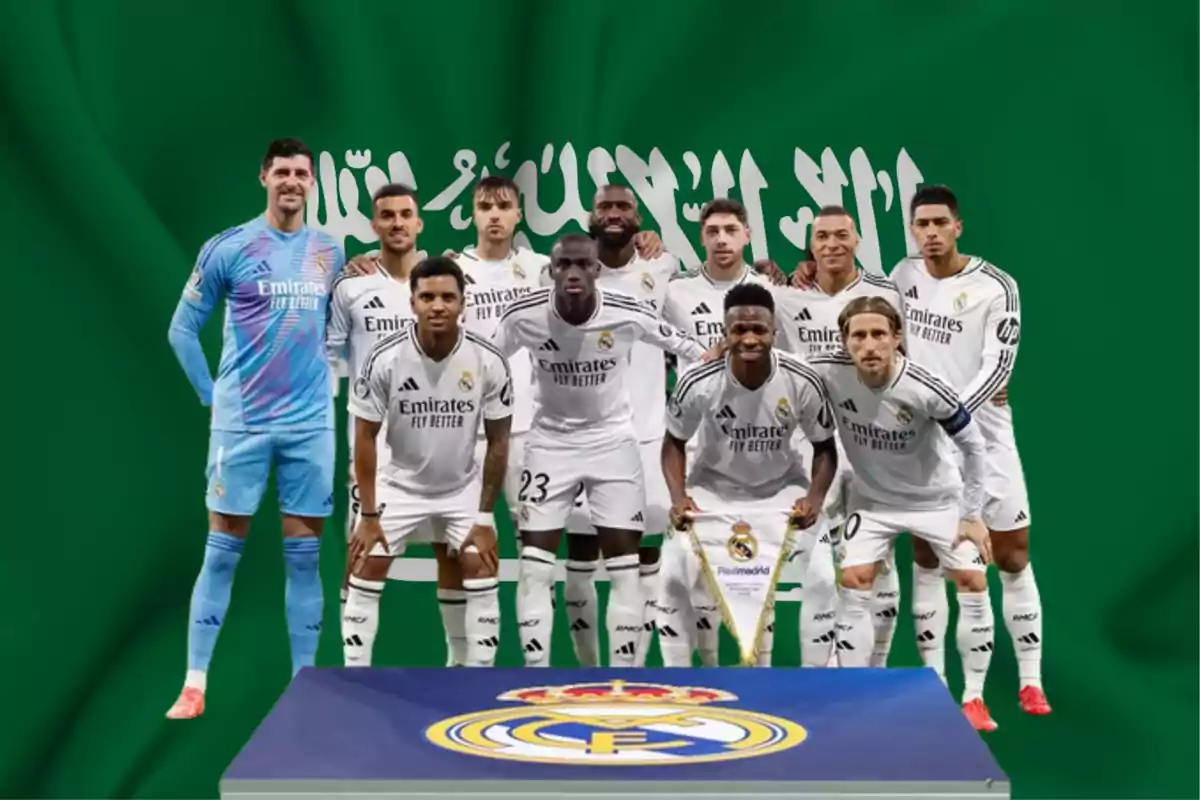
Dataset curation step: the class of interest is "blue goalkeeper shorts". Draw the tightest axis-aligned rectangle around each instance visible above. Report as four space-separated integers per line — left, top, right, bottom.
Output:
205 429 335 518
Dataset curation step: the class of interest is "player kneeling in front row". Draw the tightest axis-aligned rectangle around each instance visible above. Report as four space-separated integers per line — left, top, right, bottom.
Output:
809 296 998 732
344 257 511 668
659 283 838 667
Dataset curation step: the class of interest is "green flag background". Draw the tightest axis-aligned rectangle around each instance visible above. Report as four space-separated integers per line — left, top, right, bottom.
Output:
2 1 1197 798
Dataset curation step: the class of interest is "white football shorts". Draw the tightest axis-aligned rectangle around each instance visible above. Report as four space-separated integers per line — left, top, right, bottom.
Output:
982 441 1031 532
368 475 481 558
566 439 669 535
517 431 646 532
839 503 985 573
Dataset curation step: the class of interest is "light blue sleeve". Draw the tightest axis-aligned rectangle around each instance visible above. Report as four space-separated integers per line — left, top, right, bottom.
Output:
167 236 231 406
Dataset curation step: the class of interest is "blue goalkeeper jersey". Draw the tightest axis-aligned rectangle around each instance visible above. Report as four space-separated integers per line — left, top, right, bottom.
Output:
169 215 345 432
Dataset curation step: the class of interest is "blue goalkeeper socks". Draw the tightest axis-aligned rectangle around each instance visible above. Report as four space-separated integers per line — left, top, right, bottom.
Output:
186 532 245 673
283 537 323 676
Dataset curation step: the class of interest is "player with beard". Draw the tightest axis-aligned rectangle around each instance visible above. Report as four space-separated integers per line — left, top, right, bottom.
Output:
495 235 706 668
810 296 998 732
771 205 904 668
557 185 688 667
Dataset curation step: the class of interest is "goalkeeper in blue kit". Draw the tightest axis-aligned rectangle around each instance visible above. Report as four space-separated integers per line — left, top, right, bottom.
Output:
165 138 345 719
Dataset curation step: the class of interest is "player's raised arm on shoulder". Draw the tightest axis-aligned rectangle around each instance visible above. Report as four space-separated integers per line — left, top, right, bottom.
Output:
168 237 233 406
634 312 706 362
479 348 514 516
662 365 709 501
960 287 1020 413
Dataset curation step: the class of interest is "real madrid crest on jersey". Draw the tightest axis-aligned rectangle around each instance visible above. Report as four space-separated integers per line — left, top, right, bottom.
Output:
353 377 371 400
774 397 792 423
727 521 758 562
597 330 615 350
895 404 913 425
424 680 807 764
953 291 968 312
459 370 474 392
512 261 527 280
640 271 655 292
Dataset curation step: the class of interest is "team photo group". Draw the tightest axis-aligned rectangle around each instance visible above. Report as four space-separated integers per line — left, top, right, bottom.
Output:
164 137 1049 735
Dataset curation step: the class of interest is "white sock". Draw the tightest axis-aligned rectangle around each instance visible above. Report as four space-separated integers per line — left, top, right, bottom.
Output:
438 589 468 667
870 556 901 667
185 669 207 692
835 587 874 666
1000 564 1043 688
564 559 600 666
463 577 500 667
694 598 721 666
517 546 556 666
955 590 995 703
913 564 949 680
655 538 695 667
343 576 384 667
798 533 838 667
605 553 642 666
756 612 775 667
636 558 662 667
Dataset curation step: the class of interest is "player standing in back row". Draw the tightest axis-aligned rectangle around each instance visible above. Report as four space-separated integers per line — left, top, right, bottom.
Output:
810 297 998 732
891 185 1049 716
165 138 345 719
561 185 686 667
494 234 706 668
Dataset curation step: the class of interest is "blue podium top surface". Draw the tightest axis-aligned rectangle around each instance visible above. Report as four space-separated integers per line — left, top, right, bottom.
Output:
225 667 1007 785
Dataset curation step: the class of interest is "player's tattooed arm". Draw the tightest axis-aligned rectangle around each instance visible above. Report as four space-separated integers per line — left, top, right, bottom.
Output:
479 415 512 515
662 431 691 520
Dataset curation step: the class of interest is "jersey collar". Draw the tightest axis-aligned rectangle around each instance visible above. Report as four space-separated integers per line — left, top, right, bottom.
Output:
700 263 751 287
411 325 464 362
811 269 862 297
726 349 777 391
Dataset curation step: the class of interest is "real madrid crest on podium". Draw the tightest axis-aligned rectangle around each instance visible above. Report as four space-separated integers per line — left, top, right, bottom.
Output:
688 511 795 665
425 679 807 764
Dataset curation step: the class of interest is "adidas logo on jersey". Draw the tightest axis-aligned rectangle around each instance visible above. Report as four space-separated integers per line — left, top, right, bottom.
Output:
463 273 477 285
840 398 858 412
905 286 919 300
539 339 561 352
716 405 736 420
252 260 271 276
1014 510 1028 524
716 404 736 433
631 511 644 523
794 307 812 321
398 377 420 391
616 641 637 657
691 302 712 315
364 296 385 310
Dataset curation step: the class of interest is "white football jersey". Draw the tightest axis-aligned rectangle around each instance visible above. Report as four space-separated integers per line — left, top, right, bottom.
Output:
661 265 769 372
326 270 416 459
349 327 513 497
772 271 903 357
890 256 1020 443
594 253 684 442
493 287 705 445
666 351 835 501
456 246 546 437
809 351 974 512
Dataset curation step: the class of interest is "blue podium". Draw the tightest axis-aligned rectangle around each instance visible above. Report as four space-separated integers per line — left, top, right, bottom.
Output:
222 668 1009 799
